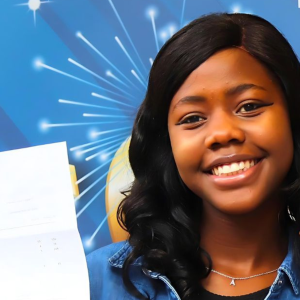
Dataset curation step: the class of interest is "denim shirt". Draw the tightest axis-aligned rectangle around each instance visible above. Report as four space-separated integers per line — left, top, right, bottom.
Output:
86 236 300 300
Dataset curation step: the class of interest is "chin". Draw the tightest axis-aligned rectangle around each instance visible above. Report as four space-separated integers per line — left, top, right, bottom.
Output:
202 195 267 216
216 205 262 216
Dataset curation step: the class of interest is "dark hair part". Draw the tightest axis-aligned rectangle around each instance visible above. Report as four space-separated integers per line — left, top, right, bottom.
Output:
117 12 300 300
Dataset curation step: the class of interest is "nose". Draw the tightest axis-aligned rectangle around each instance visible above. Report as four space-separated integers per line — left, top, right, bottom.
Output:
204 111 245 149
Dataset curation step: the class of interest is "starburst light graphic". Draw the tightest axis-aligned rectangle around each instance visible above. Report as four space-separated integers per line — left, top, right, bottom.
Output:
35 0 188 251
17 0 50 25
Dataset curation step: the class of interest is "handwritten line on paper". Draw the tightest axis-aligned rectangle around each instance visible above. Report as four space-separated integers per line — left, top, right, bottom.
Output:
0 222 55 231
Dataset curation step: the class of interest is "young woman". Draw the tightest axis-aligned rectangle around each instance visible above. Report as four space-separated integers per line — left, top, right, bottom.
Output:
87 13 300 300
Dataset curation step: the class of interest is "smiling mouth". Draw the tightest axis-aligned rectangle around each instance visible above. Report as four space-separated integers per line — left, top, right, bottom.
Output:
207 159 262 176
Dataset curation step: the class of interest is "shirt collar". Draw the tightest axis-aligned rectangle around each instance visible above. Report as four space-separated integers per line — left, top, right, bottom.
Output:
278 228 300 295
108 241 140 268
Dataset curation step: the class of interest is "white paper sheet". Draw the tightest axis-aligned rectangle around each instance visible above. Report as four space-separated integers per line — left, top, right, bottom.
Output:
0 142 90 300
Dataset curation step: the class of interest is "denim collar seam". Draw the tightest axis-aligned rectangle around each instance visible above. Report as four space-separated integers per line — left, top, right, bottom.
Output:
268 271 281 297
158 275 181 300
279 265 299 295
108 241 131 267
109 261 142 268
109 241 143 268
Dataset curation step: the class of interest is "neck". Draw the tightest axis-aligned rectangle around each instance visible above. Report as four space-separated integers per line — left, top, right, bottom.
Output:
200 199 288 275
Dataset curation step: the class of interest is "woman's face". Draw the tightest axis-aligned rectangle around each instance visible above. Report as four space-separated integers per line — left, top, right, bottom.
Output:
168 48 294 215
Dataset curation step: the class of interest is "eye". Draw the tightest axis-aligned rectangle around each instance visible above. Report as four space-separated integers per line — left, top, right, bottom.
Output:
177 115 205 125
238 102 263 113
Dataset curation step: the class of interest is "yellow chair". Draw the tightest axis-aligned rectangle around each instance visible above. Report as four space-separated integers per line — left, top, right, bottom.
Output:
105 138 132 242
69 164 80 198
70 139 131 243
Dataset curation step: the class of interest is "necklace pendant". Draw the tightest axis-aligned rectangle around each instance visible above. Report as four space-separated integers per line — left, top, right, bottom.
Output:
230 279 236 286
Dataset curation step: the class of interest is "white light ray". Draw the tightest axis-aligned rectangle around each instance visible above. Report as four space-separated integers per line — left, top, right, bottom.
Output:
76 32 136 88
83 113 133 119
70 132 128 151
86 143 120 161
68 58 136 100
100 146 121 160
106 70 141 92
17 0 50 26
86 166 125 243
232 4 241 13
180 0 186 28
58 99 132 113
108 0 148 75
33 10 36 25
298 0 300 8
83 236 94 249
131 70 147 89
115 36 146 84
106 70 130 88
91 92 136 109
75 169 109 203
169 25 176 37
89 126 131 138
149 57 154 66
99 141 128 162
78 136 126 156
159 30 168 44
42 121 128 128
75 158 124 206
77 164 125 218
39 119 50 132
149 10 159 52
76 160 111 185
35 60 127 99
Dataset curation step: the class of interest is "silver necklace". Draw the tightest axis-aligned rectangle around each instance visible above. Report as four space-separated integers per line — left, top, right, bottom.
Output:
210 268 278 286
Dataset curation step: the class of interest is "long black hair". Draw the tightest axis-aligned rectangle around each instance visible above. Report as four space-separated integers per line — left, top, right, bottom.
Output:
117 12 300 300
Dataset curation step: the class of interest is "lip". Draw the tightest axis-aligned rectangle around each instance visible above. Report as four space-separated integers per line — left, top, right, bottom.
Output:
205 158 264 188
203 154 263 172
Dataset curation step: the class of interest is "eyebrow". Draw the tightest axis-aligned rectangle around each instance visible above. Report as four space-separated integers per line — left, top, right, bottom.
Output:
172 83 267 111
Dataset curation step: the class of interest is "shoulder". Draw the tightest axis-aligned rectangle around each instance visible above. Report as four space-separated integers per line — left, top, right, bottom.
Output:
86 241 128 300
86 241 130 287
86 241 129 268
86 241 169 300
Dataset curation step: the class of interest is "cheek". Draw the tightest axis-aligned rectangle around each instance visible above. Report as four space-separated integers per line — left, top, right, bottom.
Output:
169 129 205 175
261 110 292 151
250 109 294 174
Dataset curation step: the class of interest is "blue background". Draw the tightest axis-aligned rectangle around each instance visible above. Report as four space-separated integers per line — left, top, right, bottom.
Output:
1 0 300 255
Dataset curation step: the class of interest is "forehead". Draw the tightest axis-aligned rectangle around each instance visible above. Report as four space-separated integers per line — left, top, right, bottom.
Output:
170 47 281 108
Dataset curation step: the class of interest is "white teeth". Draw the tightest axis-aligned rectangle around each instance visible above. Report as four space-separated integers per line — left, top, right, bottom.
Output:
218 166 222 174
212 159 257 176
230 163 239 172
223 165 231 173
